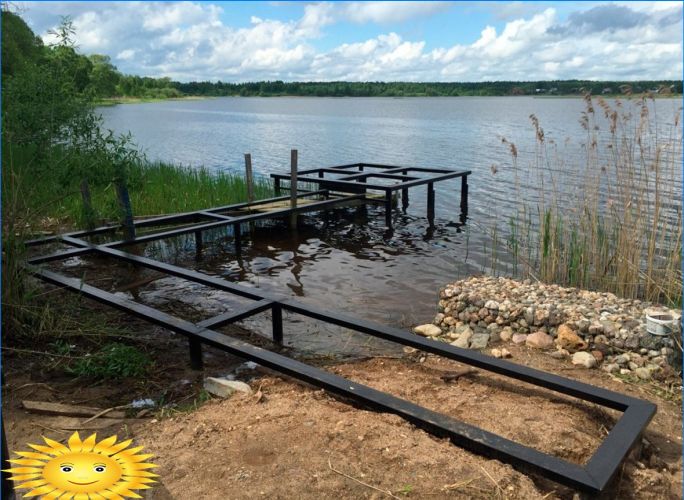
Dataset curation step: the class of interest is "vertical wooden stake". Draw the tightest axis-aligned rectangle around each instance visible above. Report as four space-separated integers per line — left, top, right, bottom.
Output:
244 153 254 203
80 179 96 230
290 149 298 229
115 180 135 240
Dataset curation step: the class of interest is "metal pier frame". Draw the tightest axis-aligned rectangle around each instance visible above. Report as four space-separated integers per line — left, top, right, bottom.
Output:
271 162 470 227
23 165 654 495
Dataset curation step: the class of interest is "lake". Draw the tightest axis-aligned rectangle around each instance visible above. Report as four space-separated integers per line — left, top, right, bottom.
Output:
98 97 682 357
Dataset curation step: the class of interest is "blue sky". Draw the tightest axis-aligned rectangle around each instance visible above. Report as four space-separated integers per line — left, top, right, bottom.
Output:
17 1 683 82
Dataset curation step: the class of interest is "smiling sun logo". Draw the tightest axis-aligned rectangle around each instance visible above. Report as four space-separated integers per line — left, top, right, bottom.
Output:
3 431 158 499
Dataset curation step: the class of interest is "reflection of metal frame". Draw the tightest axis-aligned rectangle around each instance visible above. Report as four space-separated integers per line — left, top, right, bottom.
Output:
25 167 654 495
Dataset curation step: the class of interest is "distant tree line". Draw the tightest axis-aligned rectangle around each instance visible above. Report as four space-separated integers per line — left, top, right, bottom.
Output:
171 80 682 97
2 11 681 102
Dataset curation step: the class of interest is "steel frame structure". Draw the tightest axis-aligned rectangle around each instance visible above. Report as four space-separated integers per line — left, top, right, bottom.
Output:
271 162 470 226
23 164 655 495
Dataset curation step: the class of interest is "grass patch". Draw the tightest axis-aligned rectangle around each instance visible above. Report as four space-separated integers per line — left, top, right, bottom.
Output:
3 143 274 231
66 342 151 379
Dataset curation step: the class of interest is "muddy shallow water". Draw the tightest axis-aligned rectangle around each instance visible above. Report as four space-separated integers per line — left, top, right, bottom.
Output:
60 203 515 359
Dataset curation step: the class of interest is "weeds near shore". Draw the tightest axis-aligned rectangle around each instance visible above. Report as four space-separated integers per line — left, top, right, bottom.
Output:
493 95 682 306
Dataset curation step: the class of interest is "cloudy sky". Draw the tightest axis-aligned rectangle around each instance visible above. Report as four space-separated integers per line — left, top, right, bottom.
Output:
17 1 683 82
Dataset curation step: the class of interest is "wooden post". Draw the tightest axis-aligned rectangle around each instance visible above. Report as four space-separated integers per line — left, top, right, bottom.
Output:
427 182 435 226
460 175 469 215
244 153 254 203
290 149 298 229
115 180 135 240
80 179 96 230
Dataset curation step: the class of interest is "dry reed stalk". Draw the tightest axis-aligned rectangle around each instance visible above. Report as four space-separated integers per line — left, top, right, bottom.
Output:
493 94 682 306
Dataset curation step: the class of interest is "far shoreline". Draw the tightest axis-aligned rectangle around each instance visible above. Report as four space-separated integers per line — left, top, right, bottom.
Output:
95 93 682 105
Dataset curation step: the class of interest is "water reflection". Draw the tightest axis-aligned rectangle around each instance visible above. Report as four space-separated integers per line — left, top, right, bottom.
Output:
103 205 503 359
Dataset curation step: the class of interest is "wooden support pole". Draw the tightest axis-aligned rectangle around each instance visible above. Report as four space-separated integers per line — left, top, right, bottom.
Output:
244 153 254 203
115 180 135 240
80 179 96 230
460 175 469 215
427 182 435 225
274 177 281 195
290 149 298 229
385 189 393 228
194 230 203 260
188 338 203 370
272 303 283 344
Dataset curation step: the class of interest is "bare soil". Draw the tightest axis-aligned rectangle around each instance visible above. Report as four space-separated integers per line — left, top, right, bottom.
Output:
4 336 681 499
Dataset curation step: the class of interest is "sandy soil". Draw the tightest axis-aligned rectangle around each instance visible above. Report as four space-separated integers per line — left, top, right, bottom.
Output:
4 338 681 499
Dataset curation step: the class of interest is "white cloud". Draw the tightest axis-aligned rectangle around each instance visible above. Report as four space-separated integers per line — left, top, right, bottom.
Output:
343 1 452 24
17 1 684 82
116 49 136 61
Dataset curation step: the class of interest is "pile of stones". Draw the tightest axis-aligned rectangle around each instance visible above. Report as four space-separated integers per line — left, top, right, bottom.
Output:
413 276 681 380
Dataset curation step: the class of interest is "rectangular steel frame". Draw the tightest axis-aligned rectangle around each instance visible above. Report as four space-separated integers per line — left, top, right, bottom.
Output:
271 162 470 227
23 166 654 495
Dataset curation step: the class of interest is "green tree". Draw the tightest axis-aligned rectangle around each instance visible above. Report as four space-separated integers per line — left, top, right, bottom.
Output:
89 54 120 96
1 10 44 76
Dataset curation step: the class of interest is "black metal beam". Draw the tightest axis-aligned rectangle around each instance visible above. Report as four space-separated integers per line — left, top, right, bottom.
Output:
198 299 274 329
271 171 469 192
27 266 655 494
56 235 654 411
24 195 366 263
25 191 330 248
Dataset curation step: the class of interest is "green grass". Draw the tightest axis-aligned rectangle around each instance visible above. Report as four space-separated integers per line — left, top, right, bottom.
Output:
2 143 274 231
67 342 151 379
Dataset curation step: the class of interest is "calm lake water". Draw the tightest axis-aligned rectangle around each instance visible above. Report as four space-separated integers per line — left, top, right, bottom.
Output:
97 97 682 357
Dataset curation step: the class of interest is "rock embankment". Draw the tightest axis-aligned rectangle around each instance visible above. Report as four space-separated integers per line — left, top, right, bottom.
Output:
414 276 681 379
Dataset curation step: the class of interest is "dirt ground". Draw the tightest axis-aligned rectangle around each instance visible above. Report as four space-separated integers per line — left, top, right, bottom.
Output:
3 329 682 500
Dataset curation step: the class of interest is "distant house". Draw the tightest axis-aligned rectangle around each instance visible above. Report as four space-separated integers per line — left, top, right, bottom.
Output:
601 87 612 94
535 88 545 93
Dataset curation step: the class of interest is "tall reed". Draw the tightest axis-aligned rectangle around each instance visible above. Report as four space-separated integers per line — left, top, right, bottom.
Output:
496 95 682 306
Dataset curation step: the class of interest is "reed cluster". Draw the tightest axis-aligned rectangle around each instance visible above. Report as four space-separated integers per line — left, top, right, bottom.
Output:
495 95 682 306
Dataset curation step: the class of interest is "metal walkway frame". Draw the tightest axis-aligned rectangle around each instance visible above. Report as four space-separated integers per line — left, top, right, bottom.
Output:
271 162 470 226
23 164 654 495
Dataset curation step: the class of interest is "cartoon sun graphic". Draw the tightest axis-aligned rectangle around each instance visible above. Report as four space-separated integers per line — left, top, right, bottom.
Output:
3 431 158 499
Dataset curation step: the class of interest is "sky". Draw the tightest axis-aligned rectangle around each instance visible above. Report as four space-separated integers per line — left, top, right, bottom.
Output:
15 1 684 82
